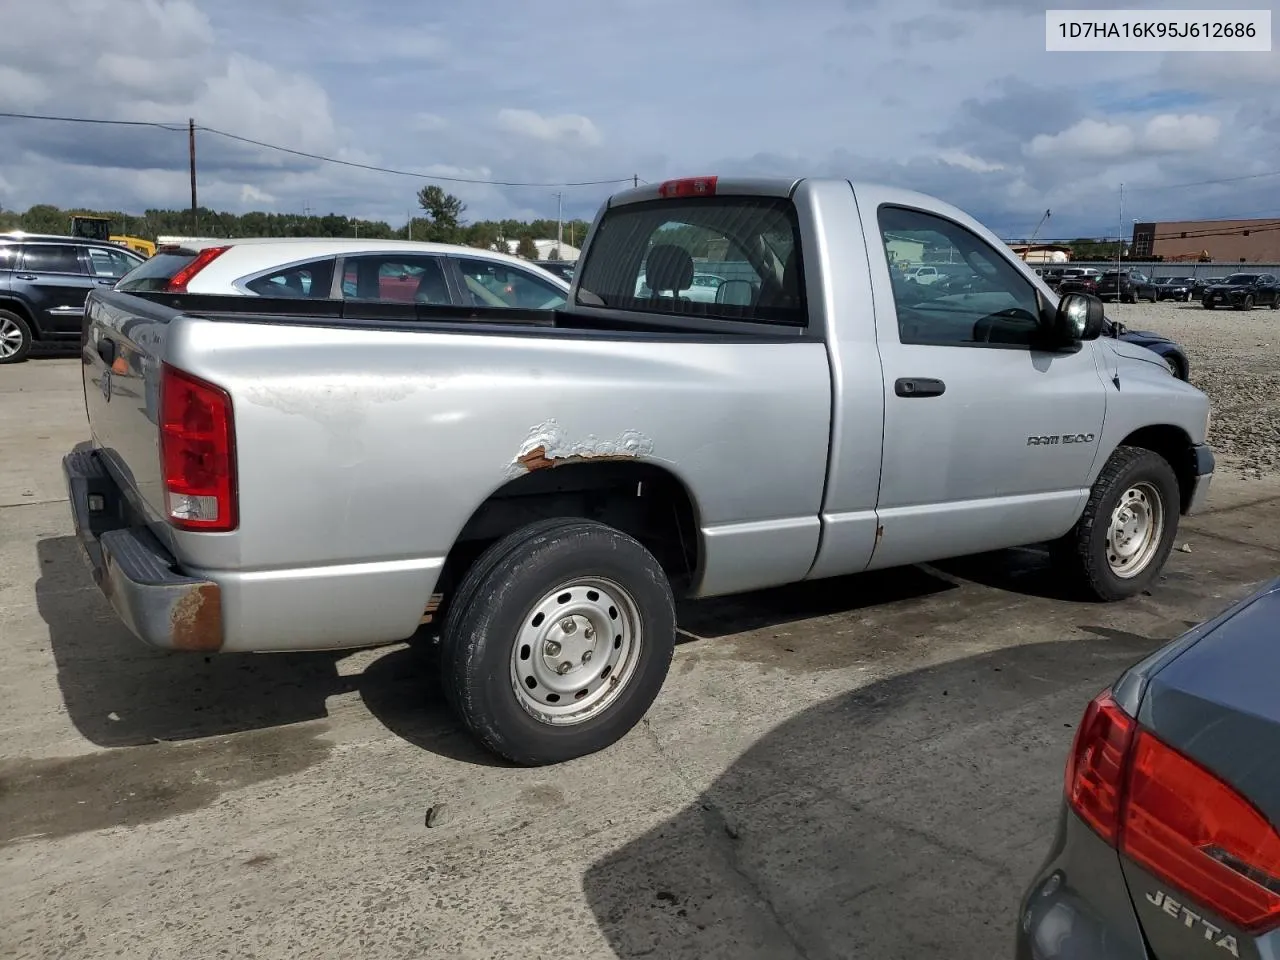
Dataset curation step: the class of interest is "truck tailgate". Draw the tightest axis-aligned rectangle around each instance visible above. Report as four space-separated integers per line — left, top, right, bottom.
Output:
82 289 176 540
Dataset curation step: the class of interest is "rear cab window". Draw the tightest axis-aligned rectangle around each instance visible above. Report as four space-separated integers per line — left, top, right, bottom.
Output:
575 193 806 326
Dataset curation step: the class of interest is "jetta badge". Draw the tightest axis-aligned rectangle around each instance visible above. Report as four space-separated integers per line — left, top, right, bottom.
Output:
1145 890 1238 956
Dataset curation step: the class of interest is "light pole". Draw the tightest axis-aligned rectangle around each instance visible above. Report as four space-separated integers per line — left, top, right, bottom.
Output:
554 192 563 255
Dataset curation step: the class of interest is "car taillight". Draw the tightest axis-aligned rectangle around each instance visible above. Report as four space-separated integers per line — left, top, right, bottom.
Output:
1066 690 1136 843
1124 731 1280 932
657 176 718 198
1066 689 1280 934
165 246 229 292
159 364 237 531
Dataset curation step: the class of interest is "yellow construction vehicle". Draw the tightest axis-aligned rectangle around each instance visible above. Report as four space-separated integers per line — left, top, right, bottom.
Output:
69 215 156 258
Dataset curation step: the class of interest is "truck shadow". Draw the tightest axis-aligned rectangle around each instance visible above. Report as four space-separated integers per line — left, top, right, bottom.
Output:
580 634 1162 960
35 535 499 764
36 532 1085 761
35 535 355 748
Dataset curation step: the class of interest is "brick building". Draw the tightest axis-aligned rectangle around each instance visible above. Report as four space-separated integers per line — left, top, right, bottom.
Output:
1131 218 1280 263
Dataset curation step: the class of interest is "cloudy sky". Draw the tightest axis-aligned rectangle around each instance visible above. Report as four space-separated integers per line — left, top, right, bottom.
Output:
1 0 1278 238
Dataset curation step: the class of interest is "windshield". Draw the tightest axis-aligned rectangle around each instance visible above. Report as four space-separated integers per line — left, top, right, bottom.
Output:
1224 274 1258 284
575 195 805 325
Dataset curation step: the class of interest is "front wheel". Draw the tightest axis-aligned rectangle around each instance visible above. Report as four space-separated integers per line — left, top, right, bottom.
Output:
1240 295 1255 311
1050 446 1180 601
440 518 676 766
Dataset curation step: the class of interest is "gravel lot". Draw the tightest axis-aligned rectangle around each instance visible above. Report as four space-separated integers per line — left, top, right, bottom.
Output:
1112 299 1280 478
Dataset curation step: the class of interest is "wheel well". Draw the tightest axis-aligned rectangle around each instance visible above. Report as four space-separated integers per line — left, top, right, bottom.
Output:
0 298 37 335
1120 425 1196 513
435 462 701 614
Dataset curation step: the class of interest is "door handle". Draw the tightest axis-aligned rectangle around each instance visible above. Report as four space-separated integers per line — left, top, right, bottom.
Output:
16 274 38 281
96 279 116 286
97 337 116 365
894 377 946 398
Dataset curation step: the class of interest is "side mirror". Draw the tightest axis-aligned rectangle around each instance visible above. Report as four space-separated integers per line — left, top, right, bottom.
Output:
1054 293 1104 343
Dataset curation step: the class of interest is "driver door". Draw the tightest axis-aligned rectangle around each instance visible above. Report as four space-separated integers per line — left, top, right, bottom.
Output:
860 201 1109 570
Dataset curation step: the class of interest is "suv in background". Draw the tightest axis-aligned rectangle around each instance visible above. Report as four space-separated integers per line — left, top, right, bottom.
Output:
0 233 145 363
1056 267 1101 295
1096 270 1157 303
1201 272 1280 310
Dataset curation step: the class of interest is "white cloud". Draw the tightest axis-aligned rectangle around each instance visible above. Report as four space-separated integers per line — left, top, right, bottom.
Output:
1026 119 1136 160
496 109 603 147
938 150 1006 173
411 113 449 133
240 184 276 205
1141 113 1220 152
1026 113 1219 160
0 66 50 106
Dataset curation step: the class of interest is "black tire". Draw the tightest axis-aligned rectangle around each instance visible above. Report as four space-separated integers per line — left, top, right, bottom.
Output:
0 309 33 364
440 518 676 766
1202 299 1214 310
1050 446 1180 602
1240 295 1255 311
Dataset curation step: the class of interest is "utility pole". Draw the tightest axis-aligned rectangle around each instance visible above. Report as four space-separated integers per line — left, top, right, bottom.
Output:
1116 183 1125 276
633 174 639 188
407 209 412 241
188 118 199 236
554 192 563 253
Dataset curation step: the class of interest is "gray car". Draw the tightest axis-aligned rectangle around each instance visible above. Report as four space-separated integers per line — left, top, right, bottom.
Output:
1018 575 1280 959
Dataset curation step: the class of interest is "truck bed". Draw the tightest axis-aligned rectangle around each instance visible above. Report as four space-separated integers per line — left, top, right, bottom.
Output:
78 287 833 652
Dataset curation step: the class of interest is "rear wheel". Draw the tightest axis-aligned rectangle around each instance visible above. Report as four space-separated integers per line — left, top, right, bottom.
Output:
440 518 676 766
1051 446 1180 602
1202 299 1215 310
0 310 33 364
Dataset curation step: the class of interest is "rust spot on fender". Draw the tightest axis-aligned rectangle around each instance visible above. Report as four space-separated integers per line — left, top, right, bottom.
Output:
170 583 224 652
508 419 655 478
517 445 639 472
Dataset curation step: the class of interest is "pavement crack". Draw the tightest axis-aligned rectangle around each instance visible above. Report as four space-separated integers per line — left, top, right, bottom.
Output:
0 498 70 510
1179 526 1280 559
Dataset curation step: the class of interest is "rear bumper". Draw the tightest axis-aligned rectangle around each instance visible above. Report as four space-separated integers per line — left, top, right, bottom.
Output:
63 449 224 652
1185 443 1215 516
1016 808 1151 960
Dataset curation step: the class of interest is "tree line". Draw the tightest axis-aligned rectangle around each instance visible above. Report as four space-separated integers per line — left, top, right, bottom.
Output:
0 185 594 260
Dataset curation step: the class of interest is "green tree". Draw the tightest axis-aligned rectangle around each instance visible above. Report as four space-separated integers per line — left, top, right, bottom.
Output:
546 247 562 261
416 185 466 242
516 235 538 259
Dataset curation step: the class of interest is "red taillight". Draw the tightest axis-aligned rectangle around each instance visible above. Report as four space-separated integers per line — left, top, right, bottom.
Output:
1066 690 1136 843
1123 731 1280 932
657 176 718 198
165 245 229 292
159 364 237 531
1065 689 1280 934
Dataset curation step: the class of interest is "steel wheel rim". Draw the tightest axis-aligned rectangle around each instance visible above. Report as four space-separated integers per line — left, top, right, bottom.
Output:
0 317 22 358
510 576 643 726
1106 481 1165 579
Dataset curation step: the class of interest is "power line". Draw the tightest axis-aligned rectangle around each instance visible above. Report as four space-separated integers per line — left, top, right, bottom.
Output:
1126 169 1280 191
0 110 635 188
0 110 186 131
196 125 632 188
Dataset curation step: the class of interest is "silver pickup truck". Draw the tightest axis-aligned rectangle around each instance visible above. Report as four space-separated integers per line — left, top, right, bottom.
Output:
65 176 1214 765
